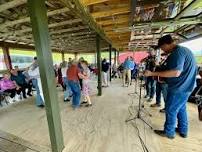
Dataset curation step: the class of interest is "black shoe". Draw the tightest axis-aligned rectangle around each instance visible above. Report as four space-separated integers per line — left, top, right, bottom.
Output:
154 130 175 139
85 104 92 107
23 95 27 99
160 108 165 113
150 103 161 107
175 128 187 138
38 104 45 108
147 98 153 102
81 101 88 104
64 98 70 102
27 93 32 96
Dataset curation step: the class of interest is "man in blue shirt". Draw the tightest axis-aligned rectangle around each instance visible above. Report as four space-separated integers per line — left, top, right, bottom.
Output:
123 57 134 86
145 35 197 139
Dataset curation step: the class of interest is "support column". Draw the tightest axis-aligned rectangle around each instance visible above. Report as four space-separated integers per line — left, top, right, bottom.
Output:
61 52 65 62
114 49 117 66
94 52 97 64
27 1 64 152
117 49 120 64
109 44 112 82
75 52 78 60
96 34 102 96
2 46 12 70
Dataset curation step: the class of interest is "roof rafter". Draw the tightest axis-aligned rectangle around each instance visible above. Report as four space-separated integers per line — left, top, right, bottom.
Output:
92 6 130 19
81 0 109 6
0 18 82 38
98 16 129 26
0 0 26 13
0 7 70 30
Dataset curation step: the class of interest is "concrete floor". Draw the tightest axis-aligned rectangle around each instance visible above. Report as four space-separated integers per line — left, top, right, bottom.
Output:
0 79 202 152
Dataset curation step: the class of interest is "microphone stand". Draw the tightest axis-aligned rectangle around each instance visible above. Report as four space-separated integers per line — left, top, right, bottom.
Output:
126 77 153 130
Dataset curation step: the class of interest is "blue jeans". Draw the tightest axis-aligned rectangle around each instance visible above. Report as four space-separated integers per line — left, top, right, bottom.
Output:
32 79 44 106
146 77 156 98
68 80 81 108
156 82 168 105
63 77 72 99
164 91 191 137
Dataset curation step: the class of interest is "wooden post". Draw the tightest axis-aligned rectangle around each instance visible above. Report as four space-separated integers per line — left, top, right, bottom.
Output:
117 49 120 64
75 52 78 60
114 49 117 66
61 52 65 62
27 1 64 152
109 44 112 82
96 34 102 96
94 52 97 64
2 46 12 70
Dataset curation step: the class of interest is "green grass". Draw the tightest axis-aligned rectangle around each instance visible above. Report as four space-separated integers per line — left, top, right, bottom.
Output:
195 56 202 64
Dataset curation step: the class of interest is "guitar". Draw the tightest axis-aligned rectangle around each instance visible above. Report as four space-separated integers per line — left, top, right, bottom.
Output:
153 59 168 83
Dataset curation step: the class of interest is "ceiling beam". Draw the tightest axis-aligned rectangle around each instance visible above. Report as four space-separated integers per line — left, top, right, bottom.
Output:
81 0 109 6
133 16 202 28
103 23 129 31
106 31 131 35
130 0 137 26
0 18 82 38
136 0 166 7
175 0 202 19
92 6 130 19
0 7 70 30
60 0 112 45
0 0 26 13
51 31 95 39
97 16 129 26
160 0 202 35
50 26 88 35
0 41 61 53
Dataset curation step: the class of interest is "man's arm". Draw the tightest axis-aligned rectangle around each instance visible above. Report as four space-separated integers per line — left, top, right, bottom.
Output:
144 70 181 78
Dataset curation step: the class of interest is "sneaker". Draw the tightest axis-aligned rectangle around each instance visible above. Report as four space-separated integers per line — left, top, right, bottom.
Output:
154 130 175 139
150 103 161 107
14 95 20 102
64 98 70 102
6 96 14 103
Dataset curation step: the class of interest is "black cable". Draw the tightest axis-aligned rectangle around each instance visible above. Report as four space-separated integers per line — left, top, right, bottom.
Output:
128 106 150 152
126 77 151 152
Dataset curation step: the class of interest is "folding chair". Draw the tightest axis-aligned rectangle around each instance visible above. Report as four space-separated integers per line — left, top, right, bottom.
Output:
0 91 9 107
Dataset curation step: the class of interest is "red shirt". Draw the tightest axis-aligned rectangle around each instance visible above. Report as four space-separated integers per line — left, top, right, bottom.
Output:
67 65 80 81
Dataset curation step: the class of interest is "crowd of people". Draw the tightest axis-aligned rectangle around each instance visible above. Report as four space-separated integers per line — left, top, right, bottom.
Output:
0 57 95 109
0 34 201 140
